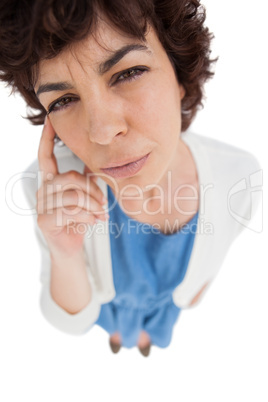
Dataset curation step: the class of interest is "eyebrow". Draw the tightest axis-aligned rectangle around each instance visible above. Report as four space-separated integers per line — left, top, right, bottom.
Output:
36 43 151 97
36 82 74 98
98 43 151 74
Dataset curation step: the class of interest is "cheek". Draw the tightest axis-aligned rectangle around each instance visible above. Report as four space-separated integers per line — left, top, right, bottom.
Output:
49 116 70 139
50 116 85 154
127 77 182 131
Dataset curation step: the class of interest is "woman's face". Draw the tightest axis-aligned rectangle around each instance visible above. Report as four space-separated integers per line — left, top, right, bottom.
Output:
35 20 185 196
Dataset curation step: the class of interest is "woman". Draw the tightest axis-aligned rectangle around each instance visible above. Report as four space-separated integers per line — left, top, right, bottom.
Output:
0 0 260 357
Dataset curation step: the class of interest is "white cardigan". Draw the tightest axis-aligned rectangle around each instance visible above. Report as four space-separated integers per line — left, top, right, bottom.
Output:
22 131 261 335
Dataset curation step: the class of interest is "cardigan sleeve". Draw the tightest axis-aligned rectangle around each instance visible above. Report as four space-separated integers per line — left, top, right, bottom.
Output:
21 155 101 335
172 133 263 309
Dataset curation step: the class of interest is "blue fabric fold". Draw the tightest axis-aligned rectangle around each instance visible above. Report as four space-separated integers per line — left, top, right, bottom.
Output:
95 185 198 348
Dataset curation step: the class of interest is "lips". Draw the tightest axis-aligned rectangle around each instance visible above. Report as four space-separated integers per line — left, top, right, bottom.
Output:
100 153 150 179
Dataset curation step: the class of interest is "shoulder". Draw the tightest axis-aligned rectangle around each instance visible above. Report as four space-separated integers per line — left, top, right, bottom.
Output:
182 131 262 236
182 131 261 180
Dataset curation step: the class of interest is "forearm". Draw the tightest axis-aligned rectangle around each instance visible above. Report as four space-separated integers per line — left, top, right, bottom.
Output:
50 250 92 315
189 282 209 307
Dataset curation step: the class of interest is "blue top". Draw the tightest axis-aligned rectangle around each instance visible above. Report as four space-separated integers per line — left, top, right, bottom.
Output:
95 185 198 348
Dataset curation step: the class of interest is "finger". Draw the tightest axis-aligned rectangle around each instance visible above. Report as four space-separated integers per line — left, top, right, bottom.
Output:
37 169 107 205
83 164 98 182
37 208 98 231
40 189 108 217
38 116 59 181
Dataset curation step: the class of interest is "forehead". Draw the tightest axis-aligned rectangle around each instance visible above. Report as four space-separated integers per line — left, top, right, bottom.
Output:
36 21 156 85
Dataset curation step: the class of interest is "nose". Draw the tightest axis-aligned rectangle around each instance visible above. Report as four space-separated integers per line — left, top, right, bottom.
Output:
85 95 128 145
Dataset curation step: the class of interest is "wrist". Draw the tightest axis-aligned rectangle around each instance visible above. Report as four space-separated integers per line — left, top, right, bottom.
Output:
50 247 86 265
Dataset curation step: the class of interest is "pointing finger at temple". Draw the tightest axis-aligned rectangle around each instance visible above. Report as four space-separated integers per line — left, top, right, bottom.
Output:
38 116 59 182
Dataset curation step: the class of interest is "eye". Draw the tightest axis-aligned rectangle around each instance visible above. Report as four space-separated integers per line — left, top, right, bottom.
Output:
113 66 149 85
47 95 79 115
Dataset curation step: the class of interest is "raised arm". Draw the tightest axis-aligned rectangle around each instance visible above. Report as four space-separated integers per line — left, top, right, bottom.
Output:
33 117 108 332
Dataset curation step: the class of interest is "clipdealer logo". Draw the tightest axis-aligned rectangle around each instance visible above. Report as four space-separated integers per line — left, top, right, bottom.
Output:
227 169 263 233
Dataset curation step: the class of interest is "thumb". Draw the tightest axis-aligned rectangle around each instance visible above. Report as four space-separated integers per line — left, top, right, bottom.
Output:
83 164 98 182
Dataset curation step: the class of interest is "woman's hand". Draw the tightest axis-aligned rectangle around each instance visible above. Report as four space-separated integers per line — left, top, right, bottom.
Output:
36 117 108 257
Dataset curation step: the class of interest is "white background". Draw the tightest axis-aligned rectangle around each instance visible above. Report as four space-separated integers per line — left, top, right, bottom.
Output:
0 0 267 401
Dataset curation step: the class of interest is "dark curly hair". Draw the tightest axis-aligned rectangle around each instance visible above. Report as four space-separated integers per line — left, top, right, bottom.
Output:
0 0 216 132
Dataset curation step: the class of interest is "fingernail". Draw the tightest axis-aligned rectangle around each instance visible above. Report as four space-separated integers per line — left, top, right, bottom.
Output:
44 115 48 126
102 196 108 204
96 213 109 222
